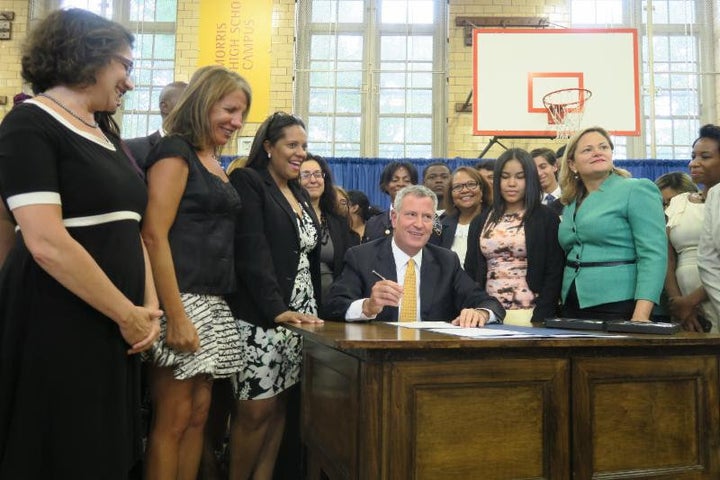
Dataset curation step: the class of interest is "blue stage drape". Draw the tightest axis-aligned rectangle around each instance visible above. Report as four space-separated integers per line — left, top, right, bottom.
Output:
220 157 689 209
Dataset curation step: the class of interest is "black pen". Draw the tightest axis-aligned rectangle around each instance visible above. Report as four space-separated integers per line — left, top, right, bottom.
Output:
371 270 387 281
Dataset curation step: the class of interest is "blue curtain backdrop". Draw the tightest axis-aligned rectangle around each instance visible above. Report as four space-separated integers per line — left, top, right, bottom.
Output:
220 157 689 208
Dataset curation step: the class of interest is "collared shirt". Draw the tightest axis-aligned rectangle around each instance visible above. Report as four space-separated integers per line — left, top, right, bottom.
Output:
542 186 562 205
345 239 496 323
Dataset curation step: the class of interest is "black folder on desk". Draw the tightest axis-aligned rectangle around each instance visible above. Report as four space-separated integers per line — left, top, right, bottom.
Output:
545 318 680 335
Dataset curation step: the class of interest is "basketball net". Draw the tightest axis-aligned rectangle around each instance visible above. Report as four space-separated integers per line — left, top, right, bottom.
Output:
543 88 593 140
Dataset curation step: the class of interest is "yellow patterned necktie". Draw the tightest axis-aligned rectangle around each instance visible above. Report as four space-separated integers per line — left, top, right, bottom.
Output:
400 259 417 322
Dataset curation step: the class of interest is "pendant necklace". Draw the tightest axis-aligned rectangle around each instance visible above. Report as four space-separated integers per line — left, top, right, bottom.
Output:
38 92 99 129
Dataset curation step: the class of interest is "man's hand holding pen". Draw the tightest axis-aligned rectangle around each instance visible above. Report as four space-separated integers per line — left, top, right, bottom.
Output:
363 270 403 317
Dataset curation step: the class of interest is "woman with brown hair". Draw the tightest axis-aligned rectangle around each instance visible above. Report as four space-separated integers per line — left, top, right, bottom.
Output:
0 9 160 478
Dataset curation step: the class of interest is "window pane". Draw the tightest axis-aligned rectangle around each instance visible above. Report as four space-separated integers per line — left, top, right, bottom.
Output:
406 144 431 157
336 90 361 113
571 0 623 24
335 117 361 142
60 0 113 18
378 117 404 143
337 36 363 60
338 1 364 23
381 37 407 61
312 0 363 23
337 68 362 88
381 0 433 24
379 89 406 114
407 89 431 114
408 36 432 61
406 117 431 143
309 88 335 111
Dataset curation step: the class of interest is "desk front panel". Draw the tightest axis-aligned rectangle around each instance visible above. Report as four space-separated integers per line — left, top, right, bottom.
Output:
573 355 720 479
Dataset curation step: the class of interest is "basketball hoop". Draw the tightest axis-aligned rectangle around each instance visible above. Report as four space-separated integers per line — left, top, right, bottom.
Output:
542 88 593 140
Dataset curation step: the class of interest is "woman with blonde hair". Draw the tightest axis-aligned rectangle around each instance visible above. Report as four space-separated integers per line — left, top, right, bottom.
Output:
557 126 667 321
142 65 251 479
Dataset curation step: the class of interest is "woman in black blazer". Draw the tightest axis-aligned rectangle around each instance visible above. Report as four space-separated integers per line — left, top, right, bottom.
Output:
431 166 491 267
299 154 359 313
225 112 323 479
465 148 564 324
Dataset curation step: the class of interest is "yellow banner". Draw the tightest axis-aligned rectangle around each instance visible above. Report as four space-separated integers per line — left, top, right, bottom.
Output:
198 0 272 123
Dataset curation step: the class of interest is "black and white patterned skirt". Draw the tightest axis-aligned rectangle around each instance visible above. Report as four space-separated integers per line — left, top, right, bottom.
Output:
231 321 303 400
146 293 243 380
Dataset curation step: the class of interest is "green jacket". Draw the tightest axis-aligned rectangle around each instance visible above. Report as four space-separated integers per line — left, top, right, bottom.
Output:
559 173 667 308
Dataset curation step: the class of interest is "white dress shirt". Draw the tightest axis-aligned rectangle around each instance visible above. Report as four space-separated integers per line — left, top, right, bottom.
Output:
541 185 562 205
345 239 497 323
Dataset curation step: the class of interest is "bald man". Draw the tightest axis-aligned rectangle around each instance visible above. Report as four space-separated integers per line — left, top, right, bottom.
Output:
124 81 187 169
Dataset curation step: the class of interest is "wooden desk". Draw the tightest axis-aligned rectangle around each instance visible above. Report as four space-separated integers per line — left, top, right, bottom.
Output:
289 322 720 480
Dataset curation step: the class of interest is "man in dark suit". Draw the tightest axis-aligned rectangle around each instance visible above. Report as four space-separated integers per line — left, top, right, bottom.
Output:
326 185 504 326
125 81 187 169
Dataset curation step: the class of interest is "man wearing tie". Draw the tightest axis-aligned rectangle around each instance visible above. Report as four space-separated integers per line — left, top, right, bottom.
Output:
325 185 504 326
531 148 562 205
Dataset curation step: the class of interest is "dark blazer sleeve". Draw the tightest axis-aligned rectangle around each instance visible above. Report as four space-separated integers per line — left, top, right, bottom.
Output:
363 211 392 242
226 168 321 328
325 239 398 321
418 244 504 322
438 214 459 249
525 206 564 322
464 209 490 285
326 212 356 279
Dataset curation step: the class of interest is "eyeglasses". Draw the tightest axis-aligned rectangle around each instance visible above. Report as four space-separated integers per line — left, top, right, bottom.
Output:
300 171 325 180
451 181 480 193
112 54 134 77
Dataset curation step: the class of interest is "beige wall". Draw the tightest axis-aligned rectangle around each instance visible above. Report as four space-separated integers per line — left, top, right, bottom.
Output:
0 0 29 119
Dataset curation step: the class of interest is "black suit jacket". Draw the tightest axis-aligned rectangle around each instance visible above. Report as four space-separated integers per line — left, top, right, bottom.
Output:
125 130 162 170
464 205 564 323
325 212 359 278
363 210 392 242
428 207 489 249
225 167 321 329
325 237 505 322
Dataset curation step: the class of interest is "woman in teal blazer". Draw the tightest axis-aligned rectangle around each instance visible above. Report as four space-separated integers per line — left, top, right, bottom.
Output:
558 127 667 321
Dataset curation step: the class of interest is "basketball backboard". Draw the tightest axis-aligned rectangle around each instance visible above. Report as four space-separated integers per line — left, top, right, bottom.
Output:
472 28 640 137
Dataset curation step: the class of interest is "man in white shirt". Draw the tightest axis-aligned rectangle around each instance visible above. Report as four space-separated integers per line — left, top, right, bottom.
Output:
531 148 561 204
325 185 504 326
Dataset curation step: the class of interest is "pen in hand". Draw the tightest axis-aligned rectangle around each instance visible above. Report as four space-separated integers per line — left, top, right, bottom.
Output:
372 270 387 281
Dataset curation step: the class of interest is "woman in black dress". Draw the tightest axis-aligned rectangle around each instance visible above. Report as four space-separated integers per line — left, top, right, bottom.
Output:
226 112 323 479
0 9 160 479
142 66 251 479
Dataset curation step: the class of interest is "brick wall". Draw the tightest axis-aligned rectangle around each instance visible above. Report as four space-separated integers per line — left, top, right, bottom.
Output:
0 0 30 121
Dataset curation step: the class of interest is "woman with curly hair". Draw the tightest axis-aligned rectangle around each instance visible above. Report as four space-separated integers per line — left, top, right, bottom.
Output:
0 9 160 478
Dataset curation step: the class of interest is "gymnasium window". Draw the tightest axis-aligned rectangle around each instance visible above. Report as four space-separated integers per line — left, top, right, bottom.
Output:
296 0 446 158
57 0 177 139
571 0 710 160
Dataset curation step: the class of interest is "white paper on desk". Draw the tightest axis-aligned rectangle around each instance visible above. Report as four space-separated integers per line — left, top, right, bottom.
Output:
384 321 461 329
429 328 532 338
